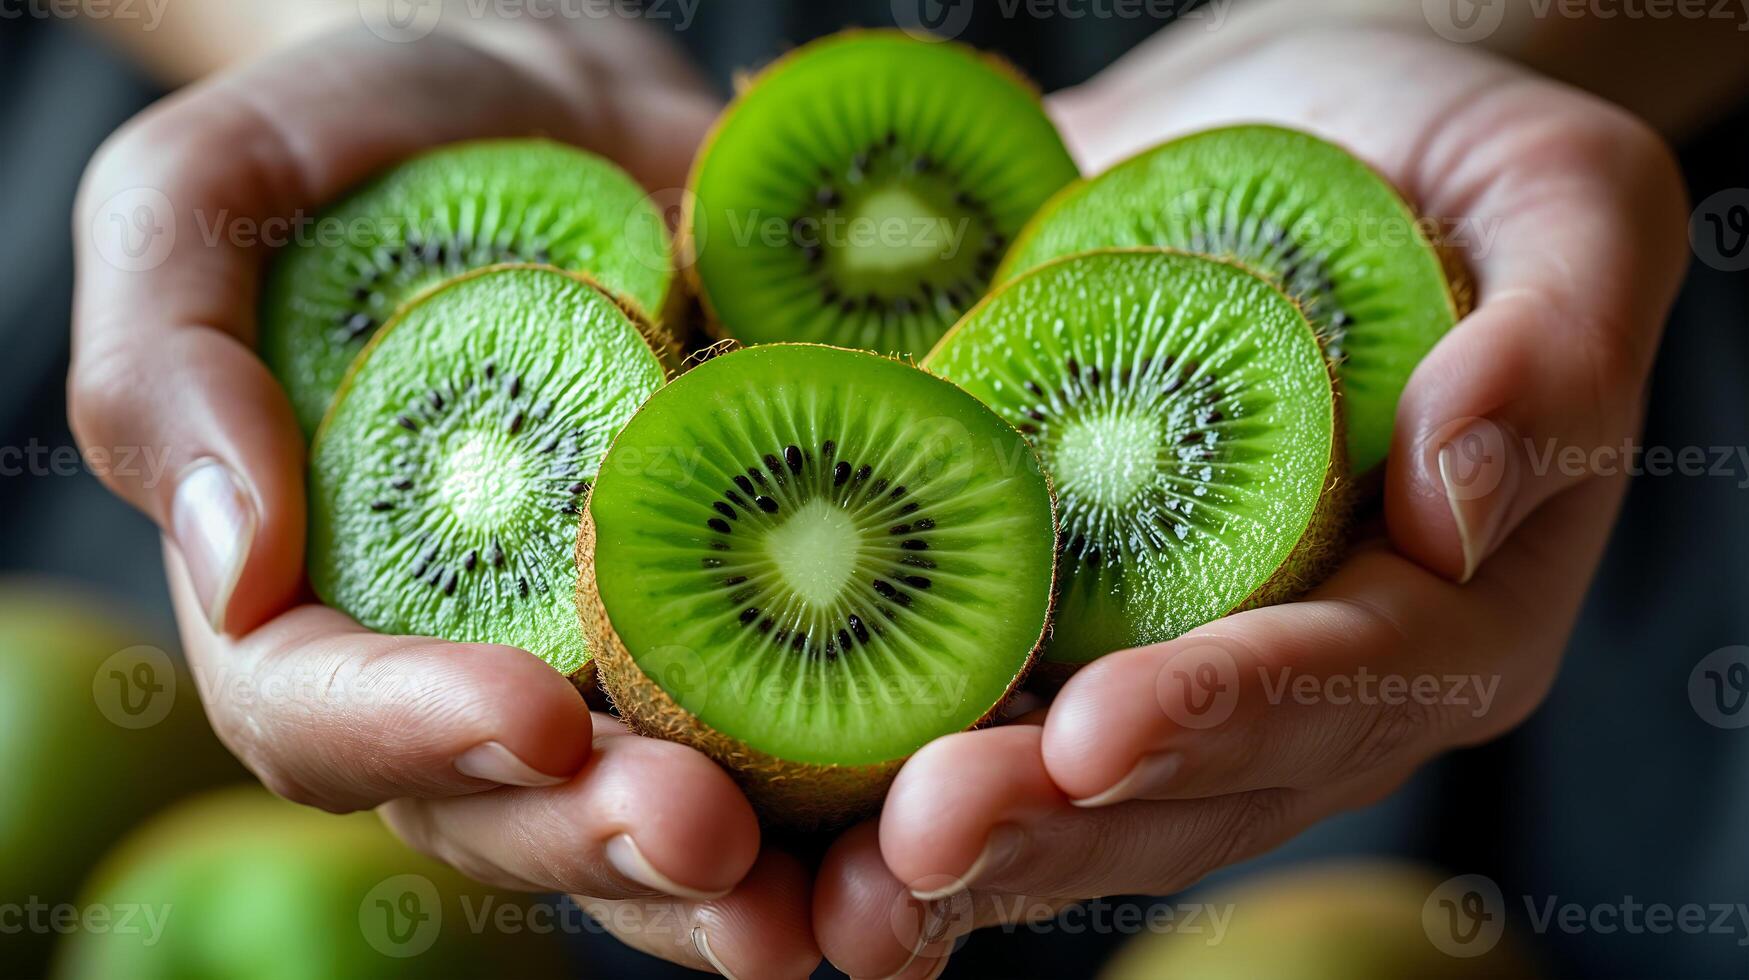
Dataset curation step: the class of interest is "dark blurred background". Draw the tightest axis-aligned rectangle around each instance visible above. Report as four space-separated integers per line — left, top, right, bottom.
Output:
2 2 1746 978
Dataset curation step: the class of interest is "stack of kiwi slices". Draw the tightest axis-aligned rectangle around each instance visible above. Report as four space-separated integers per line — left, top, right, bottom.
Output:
271 30 1465 827
999 124 1472 474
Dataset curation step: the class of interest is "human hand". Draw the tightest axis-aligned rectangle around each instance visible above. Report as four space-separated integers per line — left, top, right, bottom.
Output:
812 24 1689 978
70 25 819 977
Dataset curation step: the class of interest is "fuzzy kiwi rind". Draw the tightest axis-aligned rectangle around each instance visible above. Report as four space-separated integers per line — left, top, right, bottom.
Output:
263 139 678 436
927 248 1351 672
999 124 1466 476
680 29 1080 358
309 264 668 681
576 343 1057 830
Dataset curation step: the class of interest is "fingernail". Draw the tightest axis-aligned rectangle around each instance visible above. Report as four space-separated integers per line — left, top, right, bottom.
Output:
171 458 256 634
453 741 567 787
692 927 737 979
1072 751 1183 808
909 823 1025 902
919 957 951 980
1436 418 1521 583
605 833 729 902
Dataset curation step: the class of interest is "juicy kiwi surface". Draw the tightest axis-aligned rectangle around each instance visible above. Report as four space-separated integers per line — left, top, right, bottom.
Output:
580 344 1056 827
1000 125 1465 473
263 139 673 435
309 266 666 678
925 250 1347 667
685 30 1079 357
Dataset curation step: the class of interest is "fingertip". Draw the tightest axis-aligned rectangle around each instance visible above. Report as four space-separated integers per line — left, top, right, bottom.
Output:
585 736 761 897
815 822 921 980
1042 647 1171 801
698 849 821 980
881 727 1059 894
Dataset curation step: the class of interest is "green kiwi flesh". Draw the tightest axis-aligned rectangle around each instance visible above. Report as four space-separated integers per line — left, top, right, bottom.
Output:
686 30 1079 357
925 250 1346 667
1000 125 1464 473
263 139 673 435
309 266 666 677
580 344 1055 826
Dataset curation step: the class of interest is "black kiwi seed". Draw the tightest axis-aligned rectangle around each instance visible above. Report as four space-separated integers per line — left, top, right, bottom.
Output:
785 445 803 472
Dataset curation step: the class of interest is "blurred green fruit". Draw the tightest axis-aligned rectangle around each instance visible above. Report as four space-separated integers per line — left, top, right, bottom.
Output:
1101 861 1538 980
54 786 571 979
0 579 239 972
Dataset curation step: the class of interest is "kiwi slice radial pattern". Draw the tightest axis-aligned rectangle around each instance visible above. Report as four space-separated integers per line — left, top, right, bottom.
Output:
685 30 1079 357
1001 125 1467 473
263 139 673 435
580 344 1056 827
925 250 1347 668
309 266 666 678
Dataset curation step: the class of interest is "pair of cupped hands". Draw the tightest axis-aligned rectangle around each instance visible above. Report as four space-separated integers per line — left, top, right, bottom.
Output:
69 14 1689 979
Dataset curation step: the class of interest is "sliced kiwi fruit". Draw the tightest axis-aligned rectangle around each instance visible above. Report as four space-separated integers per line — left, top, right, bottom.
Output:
925 250 1347 669
1000 125 1469 474
309 265 666 678
262 139 674 435
579 343 1056 827
684 30 1079 357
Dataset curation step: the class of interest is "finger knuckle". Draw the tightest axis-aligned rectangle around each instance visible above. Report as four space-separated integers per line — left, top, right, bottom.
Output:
1336 695 1440 779
1210 789 1295 869
66 345 149 459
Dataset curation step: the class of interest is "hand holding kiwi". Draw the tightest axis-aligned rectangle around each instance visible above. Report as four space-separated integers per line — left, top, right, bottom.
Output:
70 15 1689 978
808 24 1688 973
67 27 825 979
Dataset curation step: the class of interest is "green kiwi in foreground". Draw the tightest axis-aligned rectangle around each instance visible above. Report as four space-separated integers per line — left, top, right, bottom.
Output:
685 30 1079 357
262 139 674 435
580 344 1056 827
1000 125 1470 473
925 250 1347 668
55 787 567 980
309 265 666 678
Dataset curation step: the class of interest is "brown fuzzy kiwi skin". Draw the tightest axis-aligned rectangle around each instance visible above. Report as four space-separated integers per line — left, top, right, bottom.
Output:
678 29 1059 346
311 263 670 688
573 346 1059 830
928 248 1351 689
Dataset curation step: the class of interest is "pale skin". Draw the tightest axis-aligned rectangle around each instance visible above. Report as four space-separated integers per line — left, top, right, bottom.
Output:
66 2 1736 976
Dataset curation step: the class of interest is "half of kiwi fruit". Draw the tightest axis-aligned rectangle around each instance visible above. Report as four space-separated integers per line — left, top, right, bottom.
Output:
579 343 1056 828
308 265 666 679
262 139 674 436
1000 125 1469 474
925 249 1347 669
684 30 1080 357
